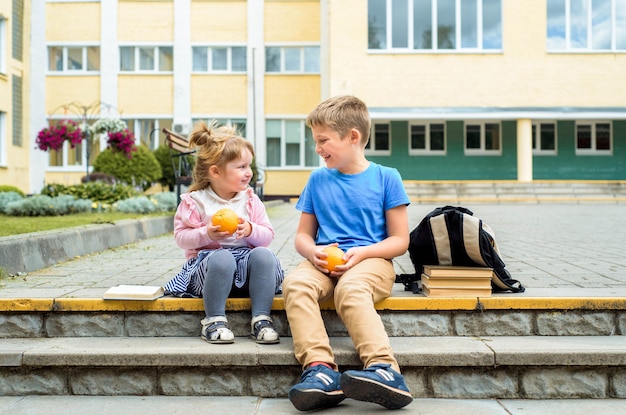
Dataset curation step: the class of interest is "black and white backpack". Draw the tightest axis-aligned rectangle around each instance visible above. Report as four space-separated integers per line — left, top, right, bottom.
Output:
397 205 525 294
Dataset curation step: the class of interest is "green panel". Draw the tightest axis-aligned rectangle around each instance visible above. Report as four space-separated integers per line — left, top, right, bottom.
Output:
533 121 626 180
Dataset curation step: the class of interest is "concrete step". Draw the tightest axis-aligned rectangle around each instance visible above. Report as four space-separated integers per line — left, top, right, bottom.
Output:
403 181 626 204
1 335 625 399
1 288 625 338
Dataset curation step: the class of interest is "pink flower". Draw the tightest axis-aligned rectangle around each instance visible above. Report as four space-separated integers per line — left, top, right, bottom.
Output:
36 120 83 152
107 129 137 159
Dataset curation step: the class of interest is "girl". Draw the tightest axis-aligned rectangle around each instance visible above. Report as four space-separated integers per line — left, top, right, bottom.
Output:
164 120 284 344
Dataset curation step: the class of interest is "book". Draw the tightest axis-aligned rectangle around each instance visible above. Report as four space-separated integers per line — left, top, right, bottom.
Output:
423 265 494 278
421 274 491 289
103 285 165 300
422 283 492 298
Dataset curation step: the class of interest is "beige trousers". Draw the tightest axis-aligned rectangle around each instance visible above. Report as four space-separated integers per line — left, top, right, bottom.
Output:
282 258 400 373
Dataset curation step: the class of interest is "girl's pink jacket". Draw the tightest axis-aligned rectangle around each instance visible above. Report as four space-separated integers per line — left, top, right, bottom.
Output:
173 188 275 259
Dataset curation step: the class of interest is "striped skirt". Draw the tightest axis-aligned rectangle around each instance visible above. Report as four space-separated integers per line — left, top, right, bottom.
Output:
164 247 284 298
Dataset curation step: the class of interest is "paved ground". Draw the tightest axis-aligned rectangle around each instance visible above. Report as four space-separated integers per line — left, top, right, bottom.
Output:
1 201 625 299
0 396 625 415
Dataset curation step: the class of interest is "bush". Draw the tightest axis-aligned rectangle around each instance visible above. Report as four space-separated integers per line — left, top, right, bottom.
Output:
81 172 116 184
0 185 25 197
4 195 92 216
41 182 140 204
115 196 156 214
150 192 178 212
93 145 162 191
153 145 175 191
0 191 24 213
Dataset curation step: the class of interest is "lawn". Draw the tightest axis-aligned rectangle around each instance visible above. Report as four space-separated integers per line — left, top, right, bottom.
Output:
0 211 173 237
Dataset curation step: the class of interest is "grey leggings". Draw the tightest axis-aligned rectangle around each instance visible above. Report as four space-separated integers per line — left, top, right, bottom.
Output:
201 247 277 319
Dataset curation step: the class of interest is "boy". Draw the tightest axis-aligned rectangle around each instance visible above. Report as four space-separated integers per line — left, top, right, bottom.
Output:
283 95 413 411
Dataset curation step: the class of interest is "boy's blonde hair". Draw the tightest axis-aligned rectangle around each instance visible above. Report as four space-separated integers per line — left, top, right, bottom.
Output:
306 95 371 147
187 120 254 192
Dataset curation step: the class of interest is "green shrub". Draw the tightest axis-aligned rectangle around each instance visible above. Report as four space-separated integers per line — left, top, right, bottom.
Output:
41 182 140 204
150 192 178 212
115 196 157 214
4 195 93 216
93 145 162 191
0 185 25 197
0 191 24 213
153 145 176 191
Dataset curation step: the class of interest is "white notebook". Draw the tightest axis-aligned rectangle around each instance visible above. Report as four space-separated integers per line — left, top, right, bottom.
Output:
103 285 165 300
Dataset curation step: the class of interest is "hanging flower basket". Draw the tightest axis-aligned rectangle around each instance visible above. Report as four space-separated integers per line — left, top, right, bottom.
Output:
107 128 137 159
36 119 84 152
90 117 127 136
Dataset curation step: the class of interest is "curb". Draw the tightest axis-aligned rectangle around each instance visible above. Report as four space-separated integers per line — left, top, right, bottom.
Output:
0 216 174 275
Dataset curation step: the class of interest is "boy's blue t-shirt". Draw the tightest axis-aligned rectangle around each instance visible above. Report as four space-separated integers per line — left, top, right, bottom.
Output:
295 162 410 251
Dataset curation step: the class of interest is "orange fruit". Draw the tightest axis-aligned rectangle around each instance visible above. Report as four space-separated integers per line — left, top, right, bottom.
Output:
212 208 239 235
322 246 346 272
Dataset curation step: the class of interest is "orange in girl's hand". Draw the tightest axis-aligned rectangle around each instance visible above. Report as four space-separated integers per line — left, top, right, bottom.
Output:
322 246 346 272
212 208 239 235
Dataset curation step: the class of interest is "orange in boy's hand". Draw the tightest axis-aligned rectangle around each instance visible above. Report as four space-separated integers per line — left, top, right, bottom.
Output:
212 208 239 235
322 246 346 272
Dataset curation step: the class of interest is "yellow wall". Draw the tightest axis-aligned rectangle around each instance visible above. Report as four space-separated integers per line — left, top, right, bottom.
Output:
46 2 100 41
118 1 173 42
45 77 101 115
329 0 626 107
190 75 248 114
191 1 247 43
264 170 311 196
264 76 321 114
265 1 320 42
118 76 174 114
44 172 85 187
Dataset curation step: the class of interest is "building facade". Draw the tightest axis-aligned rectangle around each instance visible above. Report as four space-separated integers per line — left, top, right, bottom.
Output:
1 0 625 197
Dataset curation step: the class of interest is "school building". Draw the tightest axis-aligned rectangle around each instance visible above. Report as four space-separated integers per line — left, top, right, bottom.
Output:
1 0 625 198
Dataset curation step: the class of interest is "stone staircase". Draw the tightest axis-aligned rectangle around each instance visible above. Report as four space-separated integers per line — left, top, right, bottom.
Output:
1 292 625 399
404 180 626 204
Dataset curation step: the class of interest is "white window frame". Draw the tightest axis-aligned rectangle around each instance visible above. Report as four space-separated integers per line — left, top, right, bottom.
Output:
47 44 100 74
547 0 626 52
365 121 392 156
368 0 503 52
575 121 613 155
532 121 558 155
409 122 446 155
0 17 6 75
464 121 502 155
265 119 319 169
119 45 174 73
191 45 247 73
265 45 321 74
44 118 88 172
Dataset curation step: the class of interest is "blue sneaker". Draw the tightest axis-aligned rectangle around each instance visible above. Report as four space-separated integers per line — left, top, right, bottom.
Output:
288 365 345 411
340 363 413 409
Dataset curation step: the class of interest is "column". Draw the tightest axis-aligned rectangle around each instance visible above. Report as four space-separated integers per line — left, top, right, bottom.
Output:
516 118 533 182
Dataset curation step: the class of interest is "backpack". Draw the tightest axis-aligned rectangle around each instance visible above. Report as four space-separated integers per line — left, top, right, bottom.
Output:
397 205 525 294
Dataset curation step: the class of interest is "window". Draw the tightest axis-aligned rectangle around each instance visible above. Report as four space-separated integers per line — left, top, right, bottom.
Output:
368 0 502 51
124 118 173 150
365 122 391 155
192 46 247 73
46 118 85 169
120 46 173 72
409 122 445 154
265 46 320 73
0 17 6 74
265 120 318 168
576 121 612 154
465 121 501 154
532 122 557 154
547 0 626 51
47 46 100 72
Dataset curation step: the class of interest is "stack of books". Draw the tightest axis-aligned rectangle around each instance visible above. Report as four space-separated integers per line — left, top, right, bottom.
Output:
103 285 165 300
421 265 493 297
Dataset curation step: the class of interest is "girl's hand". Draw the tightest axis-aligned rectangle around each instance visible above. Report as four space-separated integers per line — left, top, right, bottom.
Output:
235 218 252 239
206 223 232 241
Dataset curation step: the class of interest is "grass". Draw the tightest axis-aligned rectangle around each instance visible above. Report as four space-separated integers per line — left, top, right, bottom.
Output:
0 211 173 237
